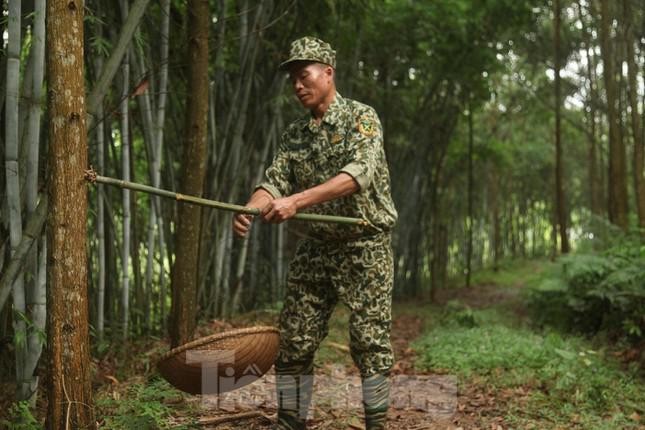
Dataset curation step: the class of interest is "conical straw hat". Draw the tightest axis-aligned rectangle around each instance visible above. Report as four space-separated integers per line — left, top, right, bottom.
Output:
157 326 280 395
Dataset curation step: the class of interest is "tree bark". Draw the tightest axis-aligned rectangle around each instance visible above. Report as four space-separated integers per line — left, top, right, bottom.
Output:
45 0 94 427
600 0 629 230
170 0 209 348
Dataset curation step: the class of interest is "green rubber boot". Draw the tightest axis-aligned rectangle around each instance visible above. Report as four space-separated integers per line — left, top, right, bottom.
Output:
275 358 314 430
362 373 390 429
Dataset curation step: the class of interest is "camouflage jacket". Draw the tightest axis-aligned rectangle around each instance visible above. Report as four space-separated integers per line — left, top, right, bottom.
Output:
256 93 398 240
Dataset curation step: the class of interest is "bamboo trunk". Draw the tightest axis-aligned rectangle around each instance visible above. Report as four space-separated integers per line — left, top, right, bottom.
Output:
4 0 28 401
148 0 170 332
95 55 107 340
0 197 48 313
87 0 151 126
120 0 132 340
18 40 35 197
23 0 47 404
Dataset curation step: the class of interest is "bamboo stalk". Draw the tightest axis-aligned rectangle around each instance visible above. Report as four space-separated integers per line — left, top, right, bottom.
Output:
0 195 48 313
5 0 28 401
119 0 132 341
85 172 368 226
197 410 267 426
86 0 151 126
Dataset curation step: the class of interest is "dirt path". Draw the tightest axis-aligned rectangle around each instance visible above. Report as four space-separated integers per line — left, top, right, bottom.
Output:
182 310 463 429
154 281 535 429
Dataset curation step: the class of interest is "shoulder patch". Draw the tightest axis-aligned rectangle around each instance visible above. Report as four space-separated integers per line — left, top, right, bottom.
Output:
357 115 379 138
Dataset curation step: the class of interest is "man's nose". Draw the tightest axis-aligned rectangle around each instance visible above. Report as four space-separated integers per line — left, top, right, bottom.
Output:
293 79 303 91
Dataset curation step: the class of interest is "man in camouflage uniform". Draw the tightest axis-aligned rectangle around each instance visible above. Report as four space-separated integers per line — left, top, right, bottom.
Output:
233 36 397 430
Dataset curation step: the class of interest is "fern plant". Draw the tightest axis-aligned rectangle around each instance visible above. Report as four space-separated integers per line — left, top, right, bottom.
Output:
528 239 645 341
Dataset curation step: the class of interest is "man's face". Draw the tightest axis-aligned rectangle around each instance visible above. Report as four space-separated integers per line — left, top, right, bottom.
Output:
287 62 334 110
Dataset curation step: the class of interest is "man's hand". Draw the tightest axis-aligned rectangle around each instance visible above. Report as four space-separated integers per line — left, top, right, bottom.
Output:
262 196 299 223
232 189 273 238
232 213 255 237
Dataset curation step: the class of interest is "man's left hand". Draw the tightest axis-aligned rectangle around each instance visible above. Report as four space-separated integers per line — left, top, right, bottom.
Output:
262 196 299 223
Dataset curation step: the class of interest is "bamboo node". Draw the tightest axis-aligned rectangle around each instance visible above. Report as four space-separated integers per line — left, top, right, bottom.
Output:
84 167 97 183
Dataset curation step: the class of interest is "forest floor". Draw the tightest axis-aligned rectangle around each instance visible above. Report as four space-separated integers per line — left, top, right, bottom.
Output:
1 259 644 429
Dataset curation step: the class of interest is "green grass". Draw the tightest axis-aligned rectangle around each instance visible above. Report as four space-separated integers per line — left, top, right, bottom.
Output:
96 377 197 429
91 259 643 429
414 259 645 429
469 258 552 289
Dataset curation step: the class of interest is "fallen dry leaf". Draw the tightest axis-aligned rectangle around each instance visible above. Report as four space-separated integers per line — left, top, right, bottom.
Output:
131 78 149 97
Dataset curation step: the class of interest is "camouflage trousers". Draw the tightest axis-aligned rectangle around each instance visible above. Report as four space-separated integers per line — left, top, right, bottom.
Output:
275 233 394 429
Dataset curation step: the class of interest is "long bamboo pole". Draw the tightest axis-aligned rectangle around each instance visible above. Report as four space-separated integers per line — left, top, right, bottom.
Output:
84 171 368 226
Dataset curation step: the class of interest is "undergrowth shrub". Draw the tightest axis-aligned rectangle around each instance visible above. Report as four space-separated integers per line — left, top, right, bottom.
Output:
96 377 188 429
0 402 40 430
440 300 478 328
527 238 645 342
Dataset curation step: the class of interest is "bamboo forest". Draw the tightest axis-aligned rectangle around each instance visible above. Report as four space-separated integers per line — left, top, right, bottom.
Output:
1 0 644 429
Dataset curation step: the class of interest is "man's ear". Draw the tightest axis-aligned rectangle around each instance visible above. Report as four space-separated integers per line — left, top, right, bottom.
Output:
324 65 334 81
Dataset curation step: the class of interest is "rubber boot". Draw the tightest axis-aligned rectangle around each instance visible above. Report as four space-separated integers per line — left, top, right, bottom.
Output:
275 358 314 430
362 373 390 429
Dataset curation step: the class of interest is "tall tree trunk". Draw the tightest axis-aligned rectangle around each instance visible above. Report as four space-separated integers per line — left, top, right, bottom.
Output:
623 0 645 231
489 168 501 270
577 0 603 216
553 0 569 253
170 0 209 348
600 0 629 230
4 0 28 401
46 0 94 427
466 100 474 287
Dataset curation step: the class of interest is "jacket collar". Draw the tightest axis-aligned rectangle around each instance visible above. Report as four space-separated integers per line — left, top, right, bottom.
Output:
303 92 346 132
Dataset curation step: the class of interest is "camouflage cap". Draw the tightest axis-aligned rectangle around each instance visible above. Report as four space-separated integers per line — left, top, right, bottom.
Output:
279 36 336 70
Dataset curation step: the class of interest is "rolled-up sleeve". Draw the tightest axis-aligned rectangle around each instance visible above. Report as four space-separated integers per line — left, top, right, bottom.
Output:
255 141 293 199
339 109 382 191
